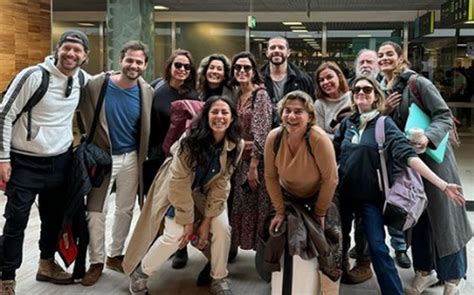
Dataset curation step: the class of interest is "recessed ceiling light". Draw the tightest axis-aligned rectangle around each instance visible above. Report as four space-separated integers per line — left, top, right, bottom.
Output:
303 39 315 41
357 34 372 37
283 22 303 26
154 5 169 10
77 22 95 27
298 34 313 38
464 21 474 24
292 29 308 33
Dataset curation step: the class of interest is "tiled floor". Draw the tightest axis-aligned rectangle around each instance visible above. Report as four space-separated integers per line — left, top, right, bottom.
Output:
1 137 473 294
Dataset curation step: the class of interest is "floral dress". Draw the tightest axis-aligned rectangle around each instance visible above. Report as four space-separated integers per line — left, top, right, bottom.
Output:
230 86 273 250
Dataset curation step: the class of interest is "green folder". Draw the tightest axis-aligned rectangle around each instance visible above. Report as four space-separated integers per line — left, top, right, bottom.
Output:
404 103 449 164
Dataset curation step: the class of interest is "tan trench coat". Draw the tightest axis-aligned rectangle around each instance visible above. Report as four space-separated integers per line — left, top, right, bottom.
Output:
122 137 244 275
78 72 153 212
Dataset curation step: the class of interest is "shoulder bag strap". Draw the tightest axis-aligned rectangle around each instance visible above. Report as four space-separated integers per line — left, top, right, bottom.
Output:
86 73 110 143
375 116 390 200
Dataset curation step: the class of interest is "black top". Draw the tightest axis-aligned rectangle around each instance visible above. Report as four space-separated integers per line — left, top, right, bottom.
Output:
333 113 417 203
149 82 198 164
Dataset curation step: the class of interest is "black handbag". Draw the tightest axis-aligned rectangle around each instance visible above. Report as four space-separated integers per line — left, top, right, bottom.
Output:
75 73 112 187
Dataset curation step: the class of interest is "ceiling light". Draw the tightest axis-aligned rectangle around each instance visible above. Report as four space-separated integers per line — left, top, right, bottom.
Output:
298 34 313 38
357 34 372 37
464 21 474 24
292 29 308 32
290 26 307 30
154 5 169 10
77 22 95 27
303 39 315 41
283 22 303 26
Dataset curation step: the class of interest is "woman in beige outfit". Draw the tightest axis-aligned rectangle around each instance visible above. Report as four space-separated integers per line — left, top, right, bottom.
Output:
123 96 244 295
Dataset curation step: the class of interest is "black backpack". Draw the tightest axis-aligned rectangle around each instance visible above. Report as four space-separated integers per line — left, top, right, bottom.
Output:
2 66 85 140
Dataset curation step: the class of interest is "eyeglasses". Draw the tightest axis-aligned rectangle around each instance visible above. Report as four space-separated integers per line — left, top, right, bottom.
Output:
65 76 73 97
352 86 374 95
173 62 191 71
233 64 252 73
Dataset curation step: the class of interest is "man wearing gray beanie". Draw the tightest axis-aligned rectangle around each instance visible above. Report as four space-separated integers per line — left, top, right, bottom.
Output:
0 30 90 294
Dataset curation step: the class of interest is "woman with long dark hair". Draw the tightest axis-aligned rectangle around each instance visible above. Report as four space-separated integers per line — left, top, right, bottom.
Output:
123 95 244 295
197 53 233 101
378 41 471 295
229 51 273 252
145 49 199 268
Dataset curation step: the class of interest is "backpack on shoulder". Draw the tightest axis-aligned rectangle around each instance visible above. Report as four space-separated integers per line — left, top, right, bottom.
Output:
2 65 85 140
375 116 428 231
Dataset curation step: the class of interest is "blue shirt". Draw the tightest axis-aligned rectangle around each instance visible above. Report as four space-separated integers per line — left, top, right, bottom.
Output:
104 80 141 155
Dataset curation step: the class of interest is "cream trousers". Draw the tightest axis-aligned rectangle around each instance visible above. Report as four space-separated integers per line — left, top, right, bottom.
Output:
87 151 139 264
141 209 231 280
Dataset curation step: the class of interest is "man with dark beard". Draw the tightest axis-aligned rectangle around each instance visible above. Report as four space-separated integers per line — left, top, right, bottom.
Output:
79 40 153 286
261 36 315 103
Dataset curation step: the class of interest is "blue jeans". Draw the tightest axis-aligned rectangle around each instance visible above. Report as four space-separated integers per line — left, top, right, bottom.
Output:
411 211 467 281
360 203 403 295
388 227 407 252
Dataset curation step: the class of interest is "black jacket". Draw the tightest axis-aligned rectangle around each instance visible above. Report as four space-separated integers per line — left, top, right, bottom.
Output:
333 113 417 203
261 62 315 102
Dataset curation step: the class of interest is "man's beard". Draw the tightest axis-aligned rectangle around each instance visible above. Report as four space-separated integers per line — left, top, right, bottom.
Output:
357 68 380 80
270 54 287 66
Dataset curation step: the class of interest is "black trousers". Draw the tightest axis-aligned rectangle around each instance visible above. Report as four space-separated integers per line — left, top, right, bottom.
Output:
1 150 72 280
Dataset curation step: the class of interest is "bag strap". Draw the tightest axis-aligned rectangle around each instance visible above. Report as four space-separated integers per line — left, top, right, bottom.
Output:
272 126 315 161
86 73 110 144
407 74 425 110
375 116 390 199
153 78 166 92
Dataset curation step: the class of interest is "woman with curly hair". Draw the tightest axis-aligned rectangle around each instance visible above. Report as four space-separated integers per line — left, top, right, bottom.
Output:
123 95 244 295
197 53 233 101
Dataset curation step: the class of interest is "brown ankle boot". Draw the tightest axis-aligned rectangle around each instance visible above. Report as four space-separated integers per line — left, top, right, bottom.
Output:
36 258 73 285
81 263 104 286
345 259 373 284
1 280 16 295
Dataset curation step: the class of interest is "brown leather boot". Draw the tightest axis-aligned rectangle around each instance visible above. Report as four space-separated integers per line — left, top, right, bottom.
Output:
345 259 373 284
1 280 16 295
106 255 124 273
36 259 73 285
81 263 104 286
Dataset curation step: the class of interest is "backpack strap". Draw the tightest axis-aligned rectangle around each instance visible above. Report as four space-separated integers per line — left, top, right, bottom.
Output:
153 78 166 92
86 73 110 144
375 116 390 200
11 65 50 140
272 126 316 161
407 74 425 110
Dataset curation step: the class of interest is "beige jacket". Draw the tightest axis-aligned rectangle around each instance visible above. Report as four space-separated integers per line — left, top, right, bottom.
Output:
78 72 153 212
122 137 244 274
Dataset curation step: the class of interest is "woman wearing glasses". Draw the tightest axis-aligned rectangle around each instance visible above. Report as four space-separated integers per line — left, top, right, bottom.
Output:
314 61 352 138
378 41 471 295
145 49 199 269
229 51 273 252
333 76 464 295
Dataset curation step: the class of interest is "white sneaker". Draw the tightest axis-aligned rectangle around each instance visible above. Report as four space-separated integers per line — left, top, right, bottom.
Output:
443 279 466 295
405 270 439 295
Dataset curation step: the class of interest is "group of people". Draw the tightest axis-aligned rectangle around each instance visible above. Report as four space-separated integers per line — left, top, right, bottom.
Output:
0 30 471 295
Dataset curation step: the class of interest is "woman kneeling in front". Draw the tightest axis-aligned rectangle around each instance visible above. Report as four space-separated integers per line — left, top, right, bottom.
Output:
122 95 244 295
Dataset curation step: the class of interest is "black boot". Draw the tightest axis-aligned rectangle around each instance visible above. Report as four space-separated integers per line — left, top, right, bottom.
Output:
196 262 212 286
395 250 411 269
172 247 189 269
228 245 238 263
